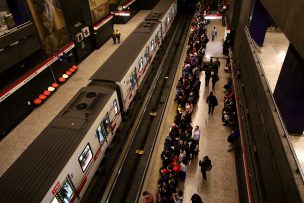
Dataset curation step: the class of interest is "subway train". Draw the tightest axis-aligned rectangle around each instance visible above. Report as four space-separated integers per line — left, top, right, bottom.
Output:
0 1 177 203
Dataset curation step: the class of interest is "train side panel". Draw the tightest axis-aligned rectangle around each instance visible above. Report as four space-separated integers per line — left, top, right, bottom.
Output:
160 0 177 38
42 88 122 203
118 22 162 111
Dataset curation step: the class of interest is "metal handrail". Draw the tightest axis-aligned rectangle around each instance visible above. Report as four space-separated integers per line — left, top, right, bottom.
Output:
244 26 304 181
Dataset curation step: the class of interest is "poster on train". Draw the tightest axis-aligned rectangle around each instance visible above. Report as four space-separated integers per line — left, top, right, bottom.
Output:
78 143 93 172
26 0 69 55
88 0 110 24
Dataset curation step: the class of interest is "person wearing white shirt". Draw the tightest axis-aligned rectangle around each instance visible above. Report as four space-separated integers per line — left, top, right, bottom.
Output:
192 125 201 142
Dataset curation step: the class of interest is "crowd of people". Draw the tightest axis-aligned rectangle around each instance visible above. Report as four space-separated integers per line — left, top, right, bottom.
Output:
144 3 211 203
222 78 240 151
223 32 233 73
143 1 239 202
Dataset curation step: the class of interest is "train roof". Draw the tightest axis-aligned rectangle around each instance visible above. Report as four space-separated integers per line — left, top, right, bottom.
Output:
90 21 159 82
0 86 115 202
145 0 175 20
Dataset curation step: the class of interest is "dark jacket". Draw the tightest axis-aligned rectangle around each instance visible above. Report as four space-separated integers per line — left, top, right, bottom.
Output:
199 158 211 171
206 95 218 106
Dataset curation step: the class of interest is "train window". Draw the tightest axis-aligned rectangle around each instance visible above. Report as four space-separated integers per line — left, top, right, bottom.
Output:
113 99 119 115
58 178 75 203
151 40 154 51
96 125 105 144
138 58 143 72
78 144 93 172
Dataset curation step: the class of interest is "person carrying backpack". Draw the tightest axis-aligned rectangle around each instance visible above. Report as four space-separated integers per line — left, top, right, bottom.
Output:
199 156 212 181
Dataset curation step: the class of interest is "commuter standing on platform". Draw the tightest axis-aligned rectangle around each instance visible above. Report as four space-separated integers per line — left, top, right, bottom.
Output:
112 30 117 44
115 29 121 43
211 71 219 90
199 156 212 181
205 70 211 87
206 91 218 115
211 26 217 41
143 191 154 203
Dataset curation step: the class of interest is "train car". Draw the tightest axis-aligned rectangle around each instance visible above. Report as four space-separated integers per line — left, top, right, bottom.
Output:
90 0 178 113
145 0 177 39
90 20 162 112
0 86 122 203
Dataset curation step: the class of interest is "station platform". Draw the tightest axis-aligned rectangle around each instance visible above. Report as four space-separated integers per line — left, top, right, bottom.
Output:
143 19 239 202
0 10 151 177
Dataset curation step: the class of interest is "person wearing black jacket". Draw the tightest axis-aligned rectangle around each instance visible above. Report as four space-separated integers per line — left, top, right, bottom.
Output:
191 193 203 203
199 156 212 180
206 91 218 114
211 72 219 90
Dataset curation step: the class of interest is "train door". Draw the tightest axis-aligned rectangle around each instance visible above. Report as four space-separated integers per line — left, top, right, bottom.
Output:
125 68 137 106
137 57 144 84
163 18 168 36
167 14 170 27
109 99 121 133
96 113 108 145
151 39 155 53
144 45 150 65
51 176 76 203
155 31 160 47
102 113 110 138
96 112 112 144
113 99 119 115
129 69 137 91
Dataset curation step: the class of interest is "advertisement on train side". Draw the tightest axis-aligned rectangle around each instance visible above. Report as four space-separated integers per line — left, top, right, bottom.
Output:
78 143 93 172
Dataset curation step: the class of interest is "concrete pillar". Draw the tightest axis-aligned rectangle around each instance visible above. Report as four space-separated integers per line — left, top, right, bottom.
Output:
249 0 269 46
274 44 304 134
